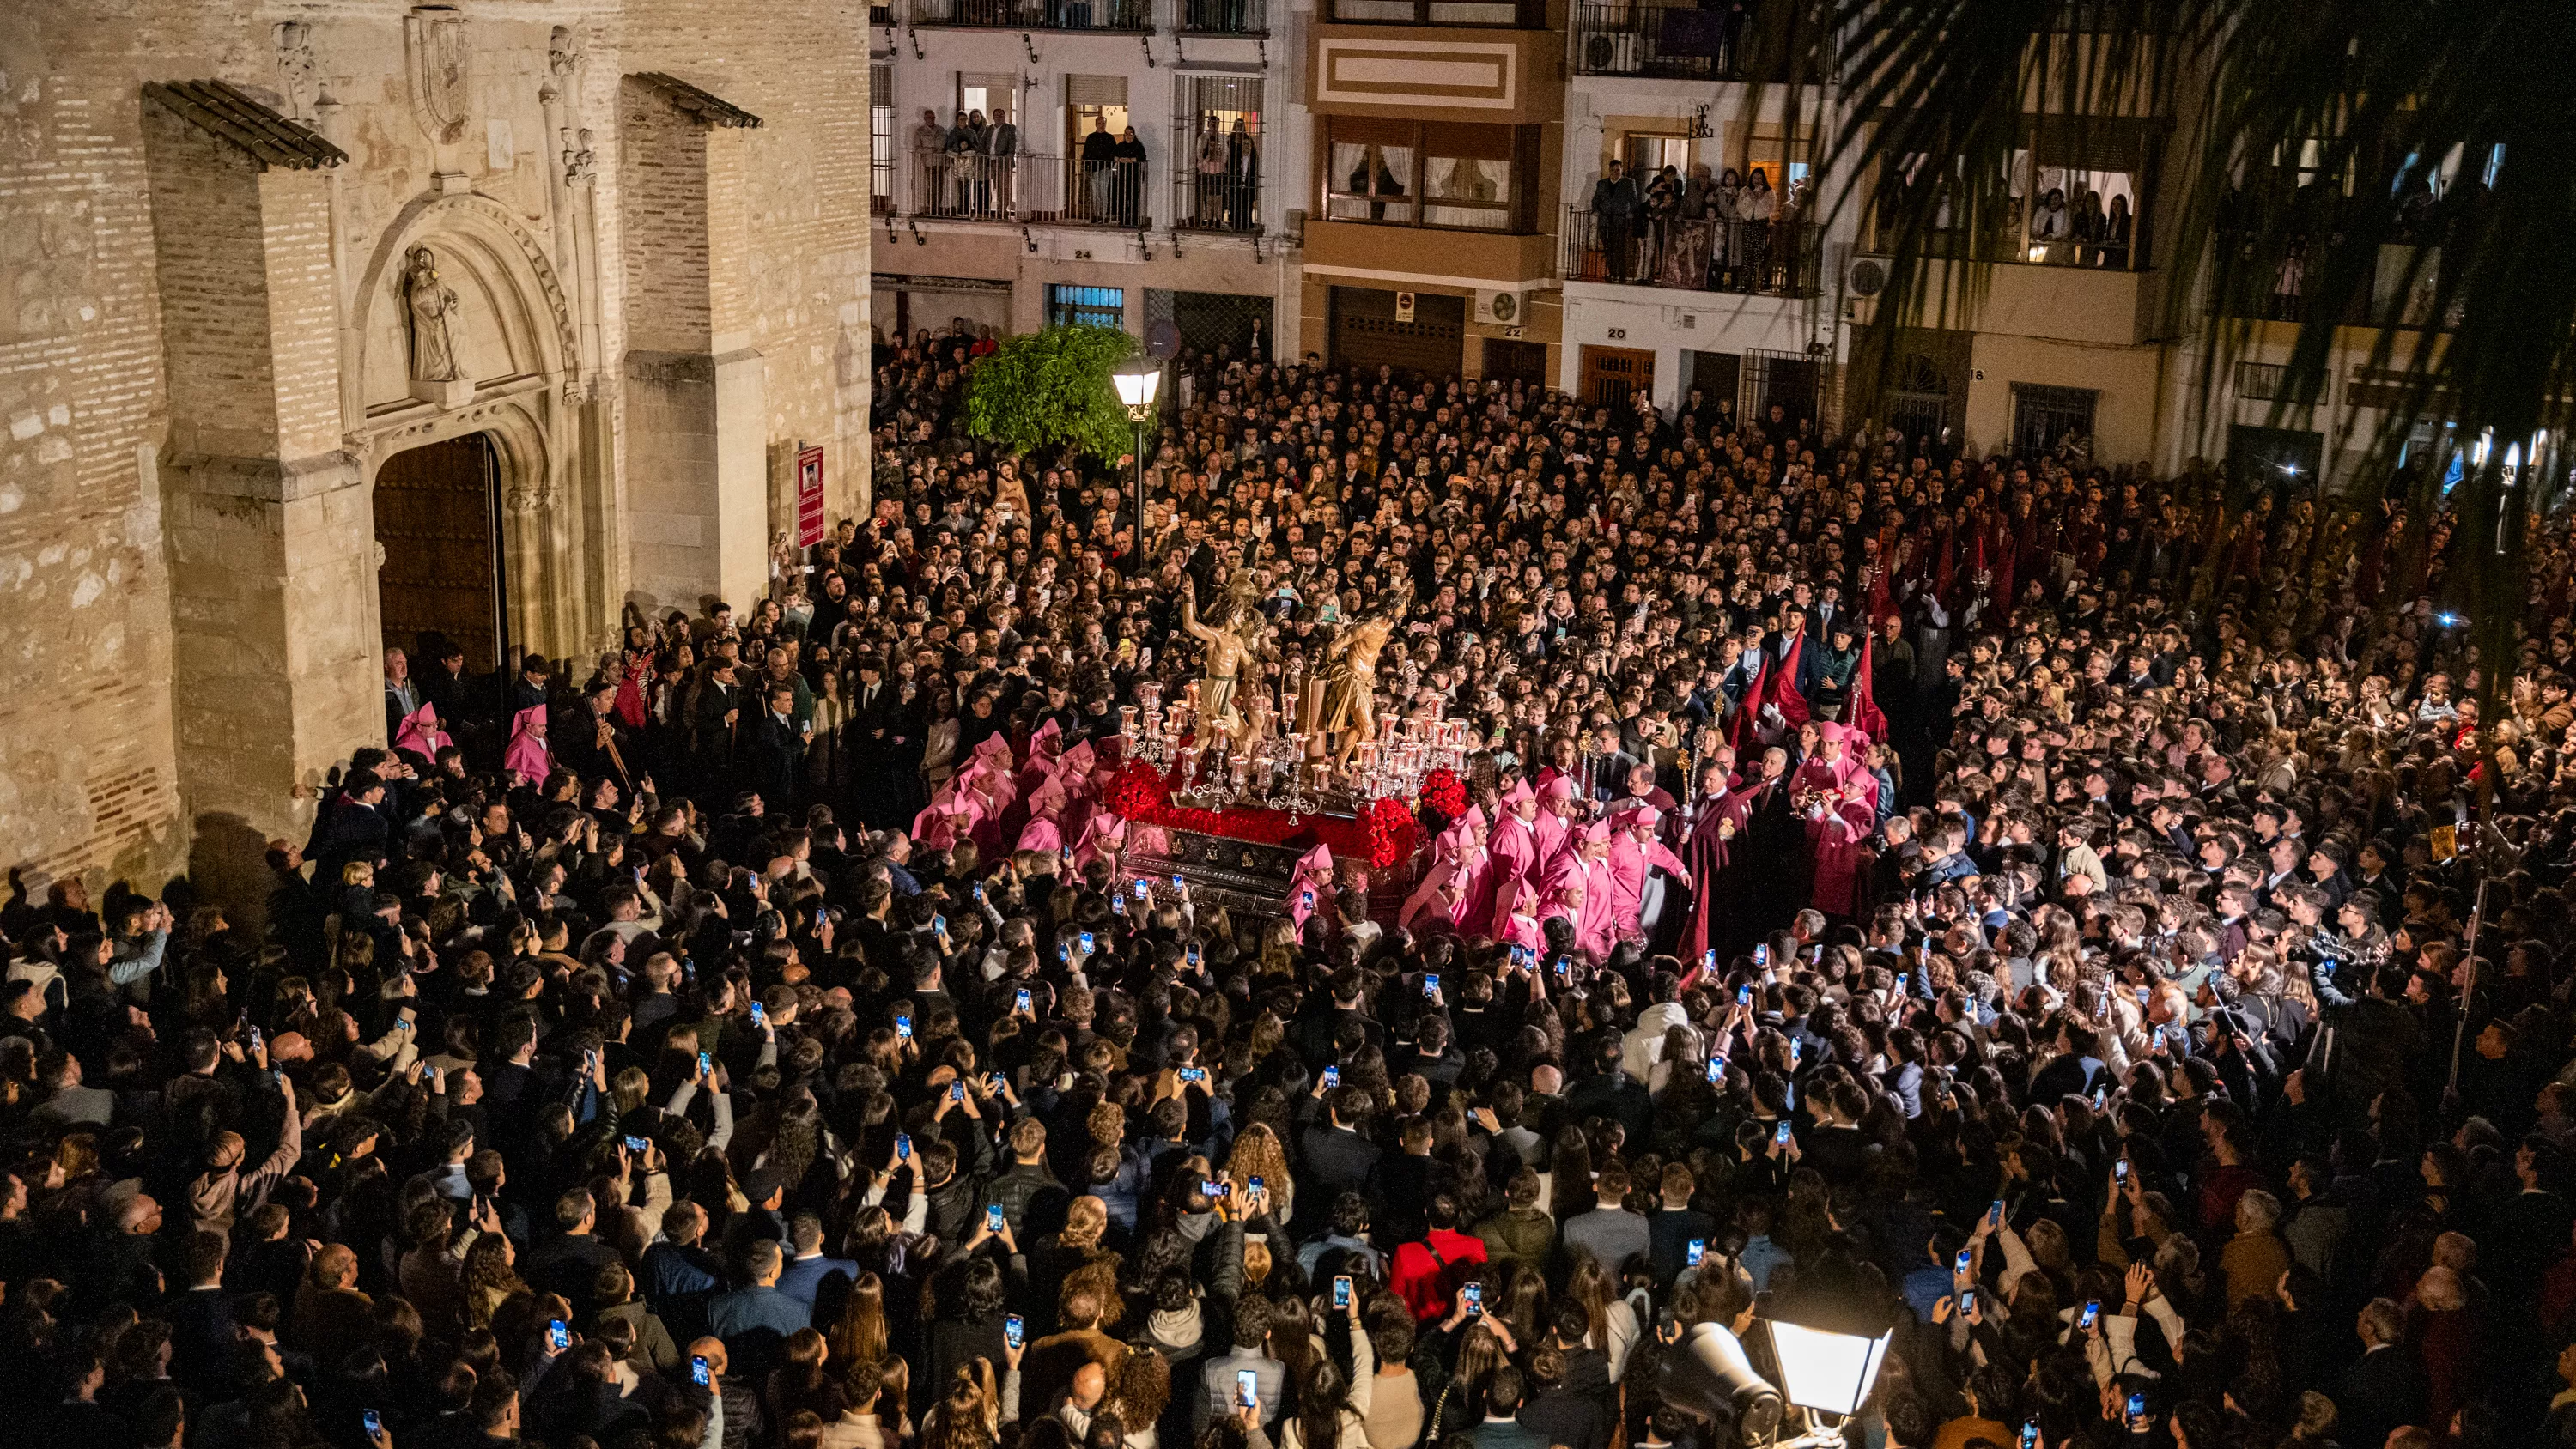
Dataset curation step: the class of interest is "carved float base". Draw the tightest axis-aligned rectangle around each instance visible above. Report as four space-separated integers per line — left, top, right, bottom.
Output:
1121 820 1417 927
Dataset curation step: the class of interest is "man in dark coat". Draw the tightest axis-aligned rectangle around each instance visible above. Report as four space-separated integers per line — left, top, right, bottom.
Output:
745 682 808 814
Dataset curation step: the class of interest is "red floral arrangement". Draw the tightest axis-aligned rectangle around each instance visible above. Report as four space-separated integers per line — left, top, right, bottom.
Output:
1104 760 1171 821
1365 796 1421 870
1421 767 1469 823
1094 758 1419 871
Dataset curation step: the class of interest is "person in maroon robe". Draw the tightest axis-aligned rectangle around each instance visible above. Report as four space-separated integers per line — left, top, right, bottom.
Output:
1679 754 1751 973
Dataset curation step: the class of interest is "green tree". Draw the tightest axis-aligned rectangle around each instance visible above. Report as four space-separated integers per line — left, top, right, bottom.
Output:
959 324 1153 463
1803 0 2574 817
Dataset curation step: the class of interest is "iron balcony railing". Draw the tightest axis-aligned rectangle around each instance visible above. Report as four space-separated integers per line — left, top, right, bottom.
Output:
1177 0 1268 33
1571 2 1746 79
911 0 1148 28
1561 204 1820 296
1171 163 1262 233
906 151 1157 228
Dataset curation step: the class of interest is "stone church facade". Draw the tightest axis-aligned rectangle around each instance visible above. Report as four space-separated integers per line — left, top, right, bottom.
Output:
0 2 872 905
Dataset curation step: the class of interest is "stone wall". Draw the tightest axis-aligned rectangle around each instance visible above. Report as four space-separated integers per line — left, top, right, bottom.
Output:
0 0 871 904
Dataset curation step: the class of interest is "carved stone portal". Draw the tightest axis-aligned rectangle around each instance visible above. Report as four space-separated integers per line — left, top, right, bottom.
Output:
405 8 472 146
404 245 473 407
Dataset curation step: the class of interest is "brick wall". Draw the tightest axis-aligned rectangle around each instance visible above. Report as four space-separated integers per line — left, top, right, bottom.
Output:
0 0 872 899
618 83 715 354
0 55 189 889
620 0 877 523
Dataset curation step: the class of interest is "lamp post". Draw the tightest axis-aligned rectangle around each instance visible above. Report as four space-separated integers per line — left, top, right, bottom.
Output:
1763 1318 1894 1448
1111 357 1163 568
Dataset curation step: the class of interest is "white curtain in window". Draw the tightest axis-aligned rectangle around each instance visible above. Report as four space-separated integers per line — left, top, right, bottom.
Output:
1381 144 1413 197
1328 140 1370 217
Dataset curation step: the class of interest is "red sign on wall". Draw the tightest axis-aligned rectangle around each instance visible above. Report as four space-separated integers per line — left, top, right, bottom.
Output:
794 445 826 548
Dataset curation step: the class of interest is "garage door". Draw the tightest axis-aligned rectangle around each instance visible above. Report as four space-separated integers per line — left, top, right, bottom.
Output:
1330 287 1464 378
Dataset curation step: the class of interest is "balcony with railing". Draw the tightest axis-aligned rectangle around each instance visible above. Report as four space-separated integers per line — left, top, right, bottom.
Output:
1561 205 1819 295
910 0 1148 29
1571 3 1745 79
1172 165 1262 233
1177 0 1268 34
1327 0 1546 26
908 151 1158 228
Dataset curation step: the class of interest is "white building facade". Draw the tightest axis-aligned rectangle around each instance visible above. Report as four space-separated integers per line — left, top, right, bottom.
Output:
871 0 1309 359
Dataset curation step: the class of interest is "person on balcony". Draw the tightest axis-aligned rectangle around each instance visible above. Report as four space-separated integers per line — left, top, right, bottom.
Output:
912 109 947 216
1647 164 1686 286
1710 167 1742 286
986 109 1019 220
1224 118 1259 231
1590 159 1642 283
1081 116 1118 221
1675 162 1717 289
945 111 985 217
1194 116 1228 227
2099 192 2134 268
1774 175 1810 291
1738 167 1776 290
1112 125 1149 226
2027 185 2074 264
2072 187 2106 264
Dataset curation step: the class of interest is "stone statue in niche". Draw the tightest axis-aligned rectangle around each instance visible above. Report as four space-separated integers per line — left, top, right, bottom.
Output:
404 246 472 405
274 21 317 122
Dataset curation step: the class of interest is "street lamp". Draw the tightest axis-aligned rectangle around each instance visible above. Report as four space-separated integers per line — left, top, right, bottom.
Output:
1111 357 1163 564
1764 1318 1894 1446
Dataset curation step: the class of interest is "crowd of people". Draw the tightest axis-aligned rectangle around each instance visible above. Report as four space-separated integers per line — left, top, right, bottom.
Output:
8 326 2576 1449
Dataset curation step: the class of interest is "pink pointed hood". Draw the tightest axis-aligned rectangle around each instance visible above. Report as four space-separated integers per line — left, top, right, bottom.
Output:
1285 844 1335 931
394 703 453 761
503 706 550 783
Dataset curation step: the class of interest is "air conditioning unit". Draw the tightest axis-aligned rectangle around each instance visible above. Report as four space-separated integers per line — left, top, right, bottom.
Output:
1475 288 1523 325
1845 253 1893 298
1583 31 1643 73
1284 208 1308 243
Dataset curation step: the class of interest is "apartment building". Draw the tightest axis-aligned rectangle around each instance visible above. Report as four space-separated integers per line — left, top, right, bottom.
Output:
1296 0 1568 385
870 0 1302 356
2157 142 2504 494
1552 21 2184 467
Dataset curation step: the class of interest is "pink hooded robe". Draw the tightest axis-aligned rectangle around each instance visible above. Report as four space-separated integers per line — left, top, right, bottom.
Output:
1532 775 1578 870
1015 774 1071 855
394 703 453 762
1606 805 1692 940
503 706 551 783
1400 809 1491 936
1283 844 1337 934
1795 723 1879 917
1539 822 1620 958
1485 781 1543 940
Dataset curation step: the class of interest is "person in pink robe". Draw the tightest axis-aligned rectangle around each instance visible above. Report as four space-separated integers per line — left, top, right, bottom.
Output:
1534 775 1580 866
503 706 550 784
1447 806 1499 937
1485 779 1542 939
1400 809 1491 935
394 703 453 762
1285 845 1335 933
1071 809 1126 873
1015 773 1070 855
1538 822 1620 959
1500 903 1546 954
1795 723 1879 919
1605 804 1692 943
